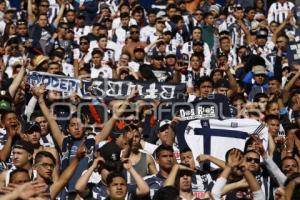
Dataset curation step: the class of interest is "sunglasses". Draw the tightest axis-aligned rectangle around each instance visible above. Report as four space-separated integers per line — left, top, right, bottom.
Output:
80 42 88 45
60 26 68 30
246 157 260 164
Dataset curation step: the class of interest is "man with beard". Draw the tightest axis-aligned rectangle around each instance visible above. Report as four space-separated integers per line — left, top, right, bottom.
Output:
127 127 157 184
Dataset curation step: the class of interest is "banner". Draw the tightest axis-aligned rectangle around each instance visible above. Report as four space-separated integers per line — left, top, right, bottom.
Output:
176 118 268 168
174 94 236 120
28 71 186 100
286 41 300 65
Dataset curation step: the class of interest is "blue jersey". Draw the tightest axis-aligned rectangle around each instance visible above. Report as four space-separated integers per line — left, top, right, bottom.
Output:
144 173 166 199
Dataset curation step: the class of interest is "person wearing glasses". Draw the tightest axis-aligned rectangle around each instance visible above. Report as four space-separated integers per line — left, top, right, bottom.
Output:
33 143 87 199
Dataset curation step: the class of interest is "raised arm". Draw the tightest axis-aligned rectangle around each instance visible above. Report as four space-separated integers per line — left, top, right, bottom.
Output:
211 149 243 200
243 170 265 200
75 157 104 198
0 124 21 161
33 85 64 150
9 64 26 98
271 11 292 44
197 154 226 169
123 158 150 197
53 2 66 28
283 65 300 104
95 87 139 143
50 141 86 199
27 0 35 24
220 63 237 97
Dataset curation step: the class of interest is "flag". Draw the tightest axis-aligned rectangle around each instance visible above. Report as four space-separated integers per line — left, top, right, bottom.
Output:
182 118 268 168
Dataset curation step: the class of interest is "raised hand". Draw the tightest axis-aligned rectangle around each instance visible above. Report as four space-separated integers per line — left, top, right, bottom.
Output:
227 149 243 168
76 139 87 159
122 158 133 170
91 156 105 170
196 154 209 163
31 84 46 99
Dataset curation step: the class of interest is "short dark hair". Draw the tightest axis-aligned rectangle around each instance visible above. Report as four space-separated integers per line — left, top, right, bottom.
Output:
9 168 29 183
35 151 56 166
166 3 177 11
155 144 174 158
80 35 90 43
282 156 299 168
129 24 139 31
253 93 268 102
180 147 192 154
106 172 126 186
265 114 280 123
195 76 213 88
1 110 16 122
225 148 243 162
153 186 179 200
92 49 104 57
269 77 282 83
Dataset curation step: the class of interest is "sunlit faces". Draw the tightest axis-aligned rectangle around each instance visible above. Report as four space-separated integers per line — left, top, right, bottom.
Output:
107 177 127 199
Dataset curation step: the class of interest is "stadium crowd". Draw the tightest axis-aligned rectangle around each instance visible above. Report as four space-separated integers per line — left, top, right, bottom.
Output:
0 0 300 199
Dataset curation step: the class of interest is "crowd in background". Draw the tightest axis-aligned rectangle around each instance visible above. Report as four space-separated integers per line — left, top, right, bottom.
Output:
0 0 300 199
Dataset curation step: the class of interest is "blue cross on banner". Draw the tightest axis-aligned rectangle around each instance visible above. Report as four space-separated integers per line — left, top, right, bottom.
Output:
183 118 268 168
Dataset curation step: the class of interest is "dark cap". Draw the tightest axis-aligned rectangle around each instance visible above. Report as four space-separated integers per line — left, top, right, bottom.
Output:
5 7 16 13
165 51 177 59
99 142 121 162
23 122 41 133
17 20 27 26
256 28 268 38
214 79 230 88
111 128 125 139
159 120 171 132
14 140 34 154
193 40 204 46
151 52 164 60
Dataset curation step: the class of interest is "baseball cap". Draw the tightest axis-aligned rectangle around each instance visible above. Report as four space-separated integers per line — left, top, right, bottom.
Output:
151 52 164 60
5 7 16 13
14 140 34 154
256 28 268 38
110 128 125 139
209 5 220 15
165 51 177 59
159 119 171 132
23 122 41 133
252 65 267 75
99 142 122 171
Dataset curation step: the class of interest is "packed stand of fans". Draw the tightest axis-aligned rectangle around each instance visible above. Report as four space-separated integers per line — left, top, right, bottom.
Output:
0 0 300 199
